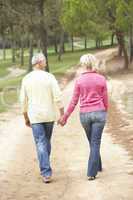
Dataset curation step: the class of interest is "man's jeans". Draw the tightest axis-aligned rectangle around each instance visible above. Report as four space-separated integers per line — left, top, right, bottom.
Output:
31 122 54 177
80 111 107 177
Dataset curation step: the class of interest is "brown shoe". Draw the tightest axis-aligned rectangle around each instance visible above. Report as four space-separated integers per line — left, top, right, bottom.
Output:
42 176 52 183
88 176 96 181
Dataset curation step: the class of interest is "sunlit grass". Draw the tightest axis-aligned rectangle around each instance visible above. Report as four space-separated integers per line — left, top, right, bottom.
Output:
0 37 115 113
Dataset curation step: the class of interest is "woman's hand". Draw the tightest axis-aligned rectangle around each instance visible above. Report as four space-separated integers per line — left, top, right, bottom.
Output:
58 116 67 126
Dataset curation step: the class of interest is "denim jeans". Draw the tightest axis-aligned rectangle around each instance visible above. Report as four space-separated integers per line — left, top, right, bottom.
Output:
80 111 107 177
31 122 54 177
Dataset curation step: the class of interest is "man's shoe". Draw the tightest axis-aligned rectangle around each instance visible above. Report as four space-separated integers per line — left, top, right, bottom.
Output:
42 176 52 183
88 176 96 181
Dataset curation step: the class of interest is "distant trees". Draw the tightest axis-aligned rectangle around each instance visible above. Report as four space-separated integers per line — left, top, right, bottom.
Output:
0 0 133 70
61 0 111 48
0 0 64 71
61 0 133 68
128 1 133 62
95 0 133 68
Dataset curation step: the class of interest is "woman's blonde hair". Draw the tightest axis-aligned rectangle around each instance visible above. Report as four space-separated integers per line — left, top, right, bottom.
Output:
80 54 98 70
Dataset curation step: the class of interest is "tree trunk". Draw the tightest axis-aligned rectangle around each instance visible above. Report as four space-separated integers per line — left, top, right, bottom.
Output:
100 40 103 47
63 38 65 53
96 38 100 49
84 37 87 50
111 33 114 46
20 38 24 66
118 45 123 56
116 32 123 56
28 36 33 72
54 35 58 53
12 39 16 63
99 40 101 48
116 31 129 69
36 0 49 72
95 39 98 48
40 28 49 71
58 30 65 61
123 46 129 68
129 25 133 62
37 39 41 53
71 35 74 52
2 39 6 60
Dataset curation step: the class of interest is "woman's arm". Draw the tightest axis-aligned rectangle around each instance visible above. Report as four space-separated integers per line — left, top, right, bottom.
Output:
60 80 80 125
103 80 108 111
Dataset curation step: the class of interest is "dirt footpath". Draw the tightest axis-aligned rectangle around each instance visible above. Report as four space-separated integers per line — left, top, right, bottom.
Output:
0 48 133 200
108 70 133 161
0 77 133 200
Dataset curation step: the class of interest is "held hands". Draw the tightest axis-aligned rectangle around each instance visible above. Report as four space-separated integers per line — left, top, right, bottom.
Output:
58 116 67 126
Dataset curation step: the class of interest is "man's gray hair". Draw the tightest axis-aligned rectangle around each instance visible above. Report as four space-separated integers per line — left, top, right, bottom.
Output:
32 53 46 65
80 54 98 70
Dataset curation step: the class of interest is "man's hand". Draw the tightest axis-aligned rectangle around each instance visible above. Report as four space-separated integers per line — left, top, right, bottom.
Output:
23 112 31 128
57 107 66 126
25 119 31 127
58 116 67 126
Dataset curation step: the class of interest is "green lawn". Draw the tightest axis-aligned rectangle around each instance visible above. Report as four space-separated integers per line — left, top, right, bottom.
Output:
0 76 23 112
0 47 97 77
0 34 118 113
0 40 116 113
49 49 97 75
0 48 98 113
0 59 12 77
0 36 116 78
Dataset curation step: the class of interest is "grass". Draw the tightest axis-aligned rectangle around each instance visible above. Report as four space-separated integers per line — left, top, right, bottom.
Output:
0 59 13 77
0 76 23 91
49 49 96 75
0 47 98 77
0 76 24 112
0 48 96 113
0 38 115 113
0 36 116 78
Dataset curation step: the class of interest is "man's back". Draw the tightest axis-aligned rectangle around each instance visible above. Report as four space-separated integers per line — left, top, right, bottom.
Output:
20 70 62 123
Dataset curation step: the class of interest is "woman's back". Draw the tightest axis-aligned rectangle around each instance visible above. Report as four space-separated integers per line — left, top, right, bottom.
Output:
77 71 107 113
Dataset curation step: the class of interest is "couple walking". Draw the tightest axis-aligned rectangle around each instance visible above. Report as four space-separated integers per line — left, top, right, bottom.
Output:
20 52 108 183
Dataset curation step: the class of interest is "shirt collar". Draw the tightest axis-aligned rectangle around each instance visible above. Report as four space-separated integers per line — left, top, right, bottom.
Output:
82 70 97 74
33 68 44 71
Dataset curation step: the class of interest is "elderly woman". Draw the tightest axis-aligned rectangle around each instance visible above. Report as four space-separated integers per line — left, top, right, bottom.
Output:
59 54 108 181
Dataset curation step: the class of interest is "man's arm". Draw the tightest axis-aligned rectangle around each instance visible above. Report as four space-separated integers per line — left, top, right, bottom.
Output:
20 80 30 127
23 112 31 127
51 75 64 118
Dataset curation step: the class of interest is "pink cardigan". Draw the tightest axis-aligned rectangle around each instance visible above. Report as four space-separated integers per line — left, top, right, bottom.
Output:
63 71 108 122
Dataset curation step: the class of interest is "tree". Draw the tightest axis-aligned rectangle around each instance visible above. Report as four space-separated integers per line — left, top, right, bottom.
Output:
128 0 133 62
61 0 110 50
61 0 133 68
0 0 63 71
92 0 132 68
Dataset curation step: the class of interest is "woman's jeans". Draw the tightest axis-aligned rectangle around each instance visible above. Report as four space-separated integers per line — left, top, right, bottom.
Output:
31 122 54 177
80 111 107 177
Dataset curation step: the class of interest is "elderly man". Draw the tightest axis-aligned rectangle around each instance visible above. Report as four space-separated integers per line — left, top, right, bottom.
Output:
20 53 64 183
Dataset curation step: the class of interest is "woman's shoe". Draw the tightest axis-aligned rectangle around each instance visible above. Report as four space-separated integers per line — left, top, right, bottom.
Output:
88 176 96 181
42 176 52 183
